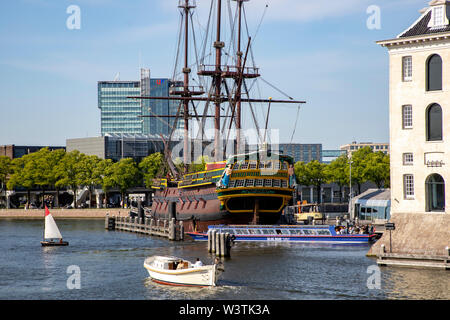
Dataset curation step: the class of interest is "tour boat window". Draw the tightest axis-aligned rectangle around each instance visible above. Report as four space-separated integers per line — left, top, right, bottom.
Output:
273 161 281 170
255 179 264 187
272 179 281 187
280 229 290 235
282 162 288 170
281 180 288 188
317 230 331 235
264 179 272 187
262 229 270 235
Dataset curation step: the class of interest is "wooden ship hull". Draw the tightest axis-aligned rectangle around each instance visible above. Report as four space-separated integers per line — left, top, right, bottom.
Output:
150 151 295 233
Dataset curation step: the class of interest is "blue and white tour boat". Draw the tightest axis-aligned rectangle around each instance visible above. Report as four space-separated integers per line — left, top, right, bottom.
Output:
186 224 377 245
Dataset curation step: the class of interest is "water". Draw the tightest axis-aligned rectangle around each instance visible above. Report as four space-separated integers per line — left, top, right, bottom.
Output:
0 219 448 300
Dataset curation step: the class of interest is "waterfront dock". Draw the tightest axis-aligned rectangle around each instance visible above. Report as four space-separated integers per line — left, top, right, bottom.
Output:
105 215 184 241
377 245 450 270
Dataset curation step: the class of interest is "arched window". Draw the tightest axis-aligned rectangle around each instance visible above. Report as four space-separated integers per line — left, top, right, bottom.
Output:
426 103 442 141
425 174 445 212
426 54 442 91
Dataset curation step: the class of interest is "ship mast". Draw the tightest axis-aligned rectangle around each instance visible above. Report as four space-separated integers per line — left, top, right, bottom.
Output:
181 0 192 170
131 0 306 171
213 0 224 162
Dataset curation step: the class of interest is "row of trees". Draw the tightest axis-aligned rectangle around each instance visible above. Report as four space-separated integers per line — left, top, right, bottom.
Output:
295 147 390 202
0 146 389 208
0 148 212 209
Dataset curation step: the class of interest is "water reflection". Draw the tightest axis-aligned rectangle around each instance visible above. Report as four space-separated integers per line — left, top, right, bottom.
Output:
382 267 450 300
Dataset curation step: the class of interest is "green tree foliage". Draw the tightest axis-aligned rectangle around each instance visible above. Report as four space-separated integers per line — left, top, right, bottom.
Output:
0 156 12 191
139 152 165 188
104 158 140 208
54 150 84 208
294 160 329 203
364 152 390 188
325 155 349 202
77 155 103 208
188 155 210 173
7 153 38 207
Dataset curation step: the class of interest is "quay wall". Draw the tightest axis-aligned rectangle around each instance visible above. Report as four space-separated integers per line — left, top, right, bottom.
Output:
367 212 450 257
0 209 126 219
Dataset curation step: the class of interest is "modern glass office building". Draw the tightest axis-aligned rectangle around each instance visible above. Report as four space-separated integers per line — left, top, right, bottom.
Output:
98 70 182 136
98 81 142 135
278 143 322 163
142 78 183 136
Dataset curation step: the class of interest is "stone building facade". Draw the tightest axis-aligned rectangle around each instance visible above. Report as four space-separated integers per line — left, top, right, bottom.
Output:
369 0 450 257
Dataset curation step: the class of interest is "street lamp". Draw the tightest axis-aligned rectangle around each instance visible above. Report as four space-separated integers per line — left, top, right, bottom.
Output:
349 154 353 218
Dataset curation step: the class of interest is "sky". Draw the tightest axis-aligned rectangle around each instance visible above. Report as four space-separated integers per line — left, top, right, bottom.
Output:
0 0 428 150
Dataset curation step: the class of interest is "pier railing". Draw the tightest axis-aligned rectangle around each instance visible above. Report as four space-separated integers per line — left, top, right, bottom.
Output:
105 215 184 241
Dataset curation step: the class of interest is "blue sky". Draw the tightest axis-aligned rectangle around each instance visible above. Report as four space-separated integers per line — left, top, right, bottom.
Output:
0 0 426 149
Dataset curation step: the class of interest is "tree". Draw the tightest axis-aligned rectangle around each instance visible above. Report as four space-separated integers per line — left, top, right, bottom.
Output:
77 155 103 208
295 160 329 203
188 155 210 173
139 152 165 189
364 151 390 188
54 150 84 208
106 158 140 208
7 154 36 208
349 147 372 194
99 159 114 206
0 156 12 192
325 155 349 202
47 149 66 208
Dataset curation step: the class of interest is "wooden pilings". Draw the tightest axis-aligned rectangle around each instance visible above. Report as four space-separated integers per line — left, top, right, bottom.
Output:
105 215 184 241
208 230 232 257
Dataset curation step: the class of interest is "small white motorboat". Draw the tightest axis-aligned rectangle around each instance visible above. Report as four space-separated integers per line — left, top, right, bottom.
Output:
143 256 223 287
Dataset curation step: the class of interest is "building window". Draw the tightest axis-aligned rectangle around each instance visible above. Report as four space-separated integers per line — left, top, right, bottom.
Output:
425 174 445 212
426 103 442 141
426 54 442 91
403 153 413 165
432 6 445 28
402 56 412 81
403 174 414 199
402 105 413 129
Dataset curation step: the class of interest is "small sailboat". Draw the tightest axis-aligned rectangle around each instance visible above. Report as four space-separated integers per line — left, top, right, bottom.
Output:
40 206 69 246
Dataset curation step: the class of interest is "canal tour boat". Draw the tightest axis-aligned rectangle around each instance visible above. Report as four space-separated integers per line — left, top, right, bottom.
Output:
143 256 223 287
186 225 377 245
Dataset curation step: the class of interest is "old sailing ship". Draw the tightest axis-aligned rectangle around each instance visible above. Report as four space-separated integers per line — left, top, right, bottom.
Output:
132 0 305 232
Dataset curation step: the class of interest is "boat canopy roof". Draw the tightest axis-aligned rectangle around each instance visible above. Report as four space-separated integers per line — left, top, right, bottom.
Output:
225 150 294 166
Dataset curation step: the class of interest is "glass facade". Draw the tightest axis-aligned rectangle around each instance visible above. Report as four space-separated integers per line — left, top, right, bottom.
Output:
98 81 142 135
142 79 183 136
278 144 322 163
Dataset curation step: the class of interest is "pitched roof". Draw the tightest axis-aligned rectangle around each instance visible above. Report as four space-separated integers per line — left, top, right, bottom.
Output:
399 9 450 38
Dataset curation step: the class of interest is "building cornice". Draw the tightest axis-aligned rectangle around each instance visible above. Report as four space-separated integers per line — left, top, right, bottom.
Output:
376 31 450 48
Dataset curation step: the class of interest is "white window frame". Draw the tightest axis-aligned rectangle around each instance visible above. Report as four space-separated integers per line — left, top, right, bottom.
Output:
403 174 415 199
432 6 445 28
402 105 413 129
403 153 414 166
402 56 412 81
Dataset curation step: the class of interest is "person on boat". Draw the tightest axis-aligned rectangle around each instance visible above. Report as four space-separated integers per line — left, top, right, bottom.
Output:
193 258 203 267
220 165 232 188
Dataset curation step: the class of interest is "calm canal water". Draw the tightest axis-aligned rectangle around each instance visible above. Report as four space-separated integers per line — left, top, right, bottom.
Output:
0 219 448 300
